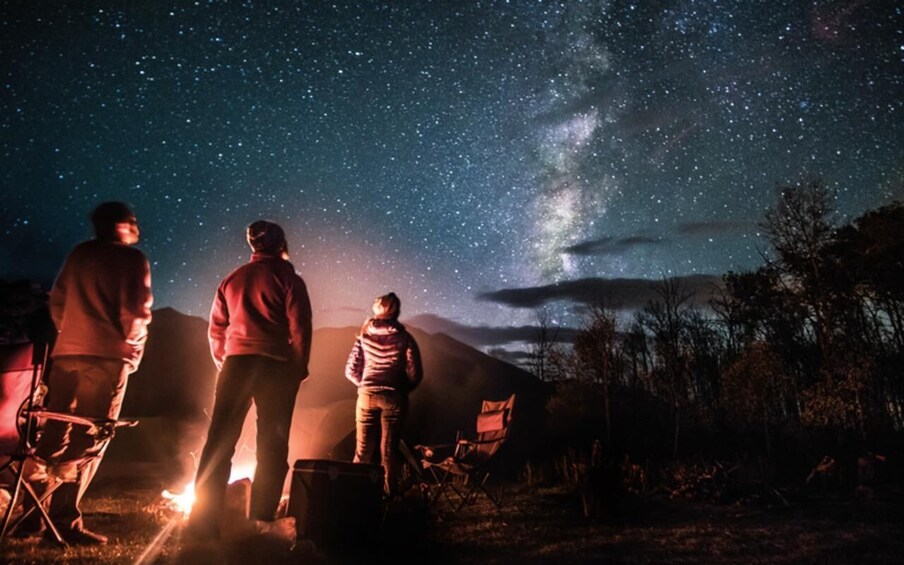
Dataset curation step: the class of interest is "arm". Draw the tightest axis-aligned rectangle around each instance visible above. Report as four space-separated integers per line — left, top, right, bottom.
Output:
120 253 154 373
344 338 364 386
48 255 72 331
208 283 229 371
286 275 313 380
406 334 423 391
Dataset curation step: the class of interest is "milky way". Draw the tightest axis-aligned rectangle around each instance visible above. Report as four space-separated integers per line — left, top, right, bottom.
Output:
2 1 901 355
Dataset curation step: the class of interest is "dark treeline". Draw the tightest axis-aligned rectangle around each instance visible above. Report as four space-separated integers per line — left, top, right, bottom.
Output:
528 180 903 492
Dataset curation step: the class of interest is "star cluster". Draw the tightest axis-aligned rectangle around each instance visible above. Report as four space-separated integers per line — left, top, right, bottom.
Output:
2 1 901 351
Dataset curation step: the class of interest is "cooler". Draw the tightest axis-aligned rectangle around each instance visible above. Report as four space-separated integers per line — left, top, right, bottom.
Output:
288 459 384 548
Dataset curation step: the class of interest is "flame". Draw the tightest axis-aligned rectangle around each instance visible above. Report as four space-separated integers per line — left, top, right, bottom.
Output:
161 464 256 517
161 484 196 517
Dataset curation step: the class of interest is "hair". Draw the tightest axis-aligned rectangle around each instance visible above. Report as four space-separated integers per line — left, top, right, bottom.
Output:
246 220 288 254
91 201 134 239
372 292 401 320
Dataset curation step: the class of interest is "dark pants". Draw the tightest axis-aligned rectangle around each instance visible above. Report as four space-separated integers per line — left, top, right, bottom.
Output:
190 355 300 530
353 390 407 497
32 356 128 530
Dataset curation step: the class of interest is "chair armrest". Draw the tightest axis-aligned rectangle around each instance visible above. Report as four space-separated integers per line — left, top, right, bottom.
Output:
457 437 502 446
25 407 139 439
413 443 456 459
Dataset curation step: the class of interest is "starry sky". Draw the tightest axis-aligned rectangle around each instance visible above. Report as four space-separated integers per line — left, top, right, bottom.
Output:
2 1 902 358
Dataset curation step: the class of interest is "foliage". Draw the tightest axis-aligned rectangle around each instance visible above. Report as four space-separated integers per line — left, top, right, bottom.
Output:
532 181 903 471
720 342 789 431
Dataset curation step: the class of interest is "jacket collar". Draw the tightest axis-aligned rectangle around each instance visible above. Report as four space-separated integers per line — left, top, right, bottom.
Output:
365 318 403 336
250 251 284 262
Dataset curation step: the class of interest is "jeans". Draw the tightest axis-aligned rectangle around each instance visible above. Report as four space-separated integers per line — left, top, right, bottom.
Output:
191 355 300 528
353 390 407 497
32 356 128 530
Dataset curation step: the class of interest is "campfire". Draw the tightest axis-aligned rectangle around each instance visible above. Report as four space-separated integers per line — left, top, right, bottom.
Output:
154 464 257 518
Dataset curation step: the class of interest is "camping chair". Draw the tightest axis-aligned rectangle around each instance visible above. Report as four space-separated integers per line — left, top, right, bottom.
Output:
0 342 137 546
414 393 515 511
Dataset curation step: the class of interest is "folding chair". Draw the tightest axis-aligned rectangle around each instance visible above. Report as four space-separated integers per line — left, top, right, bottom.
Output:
0 342 137 546
415 393 515 511
397 438 428 492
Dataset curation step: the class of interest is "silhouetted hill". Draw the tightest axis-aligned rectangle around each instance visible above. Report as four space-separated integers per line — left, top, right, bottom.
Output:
110 310 551 485
123 307 216 418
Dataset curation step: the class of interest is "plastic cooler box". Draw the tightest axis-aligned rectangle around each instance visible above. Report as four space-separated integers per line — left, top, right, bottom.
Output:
288 459 384 547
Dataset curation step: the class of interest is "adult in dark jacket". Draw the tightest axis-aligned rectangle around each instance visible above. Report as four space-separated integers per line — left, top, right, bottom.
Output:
345 292 422 497
187 220 312 540
26 201 153 546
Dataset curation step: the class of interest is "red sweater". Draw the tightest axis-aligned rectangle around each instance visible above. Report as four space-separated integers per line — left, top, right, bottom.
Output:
49 239 153 372
208 252 312 378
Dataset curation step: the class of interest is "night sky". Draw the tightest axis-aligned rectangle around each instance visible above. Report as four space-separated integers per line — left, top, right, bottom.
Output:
2 1 901 357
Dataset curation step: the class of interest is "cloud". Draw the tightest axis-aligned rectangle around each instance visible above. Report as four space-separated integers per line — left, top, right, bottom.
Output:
562 221 755 259
562 235 665 256
677 221 753 236
485 347 533 367
476 274 723 310
406 313 577 347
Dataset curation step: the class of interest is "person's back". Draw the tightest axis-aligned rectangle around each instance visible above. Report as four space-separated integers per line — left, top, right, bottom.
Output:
211 255 308 365
51 238 152 367
353 317 420 393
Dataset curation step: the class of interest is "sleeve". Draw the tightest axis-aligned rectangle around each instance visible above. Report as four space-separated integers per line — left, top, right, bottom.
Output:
120 253 154 373
286 274 313 380
405 334 423 391
48 257 71 332
344 338 364 386
208 282 229 371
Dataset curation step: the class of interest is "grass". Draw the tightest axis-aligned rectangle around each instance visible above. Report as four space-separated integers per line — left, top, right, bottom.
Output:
2 477 902 564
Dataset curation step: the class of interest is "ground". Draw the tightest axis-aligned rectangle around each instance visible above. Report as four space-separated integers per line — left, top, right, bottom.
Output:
1 478 903 564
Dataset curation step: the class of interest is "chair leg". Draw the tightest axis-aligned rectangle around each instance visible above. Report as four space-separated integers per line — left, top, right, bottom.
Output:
0 459 33 544
14 479 67 545
455 472 504 511
421 467 467 510
430 471 455 506
0 461 67 547
0 477 20 543
478 480 504 509
456 475 484 511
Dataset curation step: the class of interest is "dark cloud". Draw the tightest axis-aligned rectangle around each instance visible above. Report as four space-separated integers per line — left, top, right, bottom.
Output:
485 347 533 367
563 235 665 256
565 222 754 258
677 221 754 236
406 313 577 348
476 274 723 310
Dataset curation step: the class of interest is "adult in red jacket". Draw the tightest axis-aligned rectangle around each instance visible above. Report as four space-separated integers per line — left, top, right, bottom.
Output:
28 201 153 546
345 292 422 497
188 220 312 540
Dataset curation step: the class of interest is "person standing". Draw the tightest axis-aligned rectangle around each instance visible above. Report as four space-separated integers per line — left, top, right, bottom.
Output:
345 292 422 498
187 220 312 540
26 201 153 545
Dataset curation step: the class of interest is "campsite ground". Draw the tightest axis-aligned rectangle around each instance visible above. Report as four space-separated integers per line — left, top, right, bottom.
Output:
2 477 903 564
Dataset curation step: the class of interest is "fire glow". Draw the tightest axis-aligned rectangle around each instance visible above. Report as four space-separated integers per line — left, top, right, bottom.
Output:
161 464 256 517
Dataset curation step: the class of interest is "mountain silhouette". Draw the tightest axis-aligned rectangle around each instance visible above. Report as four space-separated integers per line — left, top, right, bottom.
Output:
106 308 551 486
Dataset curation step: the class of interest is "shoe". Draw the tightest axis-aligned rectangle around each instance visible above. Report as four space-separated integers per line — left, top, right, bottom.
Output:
44 526 108 546
11 516 45 539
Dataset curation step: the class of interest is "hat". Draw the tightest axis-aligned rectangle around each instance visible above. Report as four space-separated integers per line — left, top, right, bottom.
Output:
372 292 401 320
246 220 288 254
91 201 135 237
